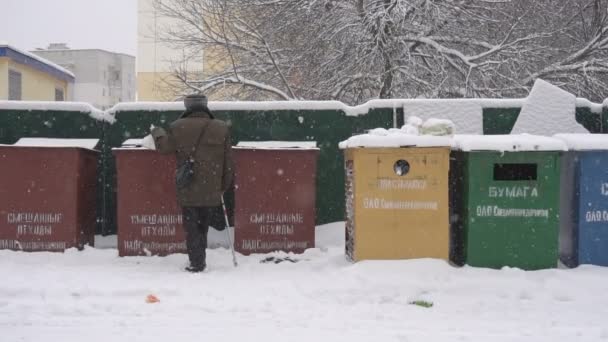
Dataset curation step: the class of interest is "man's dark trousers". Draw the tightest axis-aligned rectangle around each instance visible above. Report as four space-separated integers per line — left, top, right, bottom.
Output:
182 207 211 269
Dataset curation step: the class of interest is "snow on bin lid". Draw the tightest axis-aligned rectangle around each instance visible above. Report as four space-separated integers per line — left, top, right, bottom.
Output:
339 128 452 149
236 141 318 149
554 134 608 151
117 135 156 150
452 134 568 152
12 138 100 150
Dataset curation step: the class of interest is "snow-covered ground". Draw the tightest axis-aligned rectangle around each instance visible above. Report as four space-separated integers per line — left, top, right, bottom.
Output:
2 222 608 342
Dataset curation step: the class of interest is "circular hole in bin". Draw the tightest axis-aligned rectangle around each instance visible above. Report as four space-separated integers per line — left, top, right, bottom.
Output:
393 159 410 176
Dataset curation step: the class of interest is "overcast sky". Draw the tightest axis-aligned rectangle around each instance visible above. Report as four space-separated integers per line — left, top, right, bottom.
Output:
1 0 137 55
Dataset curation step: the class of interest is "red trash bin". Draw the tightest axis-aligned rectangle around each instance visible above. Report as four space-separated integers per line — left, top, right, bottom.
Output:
234 142 319 255
113 139 186 256
0 138 99 252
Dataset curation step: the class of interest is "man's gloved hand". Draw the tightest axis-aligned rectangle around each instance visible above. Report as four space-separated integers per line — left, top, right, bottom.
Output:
150 125 171 153
150 124 164 139
145 124 161 150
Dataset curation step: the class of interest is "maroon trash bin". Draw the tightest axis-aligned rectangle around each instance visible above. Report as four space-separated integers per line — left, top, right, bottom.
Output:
234 142 319 255
113 140 186 256
0 138 99 252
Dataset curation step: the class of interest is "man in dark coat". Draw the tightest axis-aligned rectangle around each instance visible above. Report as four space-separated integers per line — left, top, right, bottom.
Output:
151 93 233 272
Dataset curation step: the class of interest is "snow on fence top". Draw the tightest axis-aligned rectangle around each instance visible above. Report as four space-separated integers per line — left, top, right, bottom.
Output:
339 128 453 149
578 98 604 113
236 141 318 149
452 134 568 152
0 100 114 123
554 134 608 151
8 98 604 119
108 102 185 114
109 100 404 117
9 138 100 150
111 99 547 118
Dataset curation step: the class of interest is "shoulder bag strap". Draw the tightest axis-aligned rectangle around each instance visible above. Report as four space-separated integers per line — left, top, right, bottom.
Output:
187 121 211 159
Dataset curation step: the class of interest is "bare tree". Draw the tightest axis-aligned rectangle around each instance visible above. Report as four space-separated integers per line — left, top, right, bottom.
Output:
153 0 608 103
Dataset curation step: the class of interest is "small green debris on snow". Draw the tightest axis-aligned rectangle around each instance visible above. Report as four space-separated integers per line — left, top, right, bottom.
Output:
409 300 433 308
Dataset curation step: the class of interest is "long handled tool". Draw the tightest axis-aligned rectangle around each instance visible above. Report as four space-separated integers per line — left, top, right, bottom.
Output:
221 195 238 267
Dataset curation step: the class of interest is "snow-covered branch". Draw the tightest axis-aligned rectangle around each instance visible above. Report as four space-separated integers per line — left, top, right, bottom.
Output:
198 76 295 101
153 0 608 103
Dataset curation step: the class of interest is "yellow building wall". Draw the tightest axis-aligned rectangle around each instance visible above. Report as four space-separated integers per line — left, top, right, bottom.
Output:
137 0 229 101
0 58 9 100
6 60 70 101
203 46 227 76
137 71 182 101
136 46 230 101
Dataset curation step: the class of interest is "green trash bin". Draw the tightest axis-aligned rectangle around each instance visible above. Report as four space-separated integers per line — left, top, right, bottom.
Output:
450 135 566 270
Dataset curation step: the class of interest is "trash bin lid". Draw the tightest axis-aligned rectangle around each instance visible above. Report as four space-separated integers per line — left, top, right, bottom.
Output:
554 133 608 151
121 139 144 147
452 134 568 152
339 129 452 149
10 138 100 150
236 141 318 149
113 136 156 150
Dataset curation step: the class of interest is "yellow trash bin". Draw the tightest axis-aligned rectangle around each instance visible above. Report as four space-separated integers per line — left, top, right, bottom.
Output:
340 132 452 261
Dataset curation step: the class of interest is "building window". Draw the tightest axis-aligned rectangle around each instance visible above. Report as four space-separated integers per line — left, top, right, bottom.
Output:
8 70 22 100
55 87 65 101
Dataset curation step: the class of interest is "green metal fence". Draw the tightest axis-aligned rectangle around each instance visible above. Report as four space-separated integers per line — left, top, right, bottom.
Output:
481 103 601 134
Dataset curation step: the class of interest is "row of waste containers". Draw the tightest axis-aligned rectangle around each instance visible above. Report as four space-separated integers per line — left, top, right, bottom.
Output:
341 132 608 270
0 133 607 270
0 138 319 258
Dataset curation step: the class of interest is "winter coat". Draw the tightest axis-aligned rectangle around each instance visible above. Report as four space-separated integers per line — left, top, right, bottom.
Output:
151 110 234 207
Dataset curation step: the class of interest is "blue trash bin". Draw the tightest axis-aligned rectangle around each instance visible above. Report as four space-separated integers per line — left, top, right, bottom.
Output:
557 134 608 267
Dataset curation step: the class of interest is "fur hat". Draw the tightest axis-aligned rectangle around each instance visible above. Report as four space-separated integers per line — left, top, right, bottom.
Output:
183 93 208 112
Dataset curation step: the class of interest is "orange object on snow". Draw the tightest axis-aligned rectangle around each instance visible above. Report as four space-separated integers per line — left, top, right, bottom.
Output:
146 294 160 303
